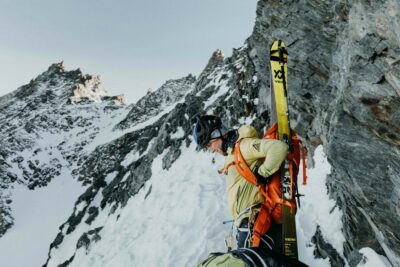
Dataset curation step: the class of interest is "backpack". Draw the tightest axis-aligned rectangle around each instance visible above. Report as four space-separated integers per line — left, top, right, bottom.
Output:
220 123 307 247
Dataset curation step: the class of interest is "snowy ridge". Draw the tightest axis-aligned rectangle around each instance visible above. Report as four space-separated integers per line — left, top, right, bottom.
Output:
116 74 196 130
200 66 233 109
0 62 135 266
32 68 206 266
0 62 128 187
0 63 129 243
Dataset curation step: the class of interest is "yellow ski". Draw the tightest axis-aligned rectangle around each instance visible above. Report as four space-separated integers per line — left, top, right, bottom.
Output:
270 40 298 259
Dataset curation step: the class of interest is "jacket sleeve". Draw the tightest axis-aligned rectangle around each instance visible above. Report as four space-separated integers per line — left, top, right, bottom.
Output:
241 138 289 177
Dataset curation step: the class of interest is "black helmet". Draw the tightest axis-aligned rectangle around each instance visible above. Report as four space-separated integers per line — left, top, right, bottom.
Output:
192 114 228 148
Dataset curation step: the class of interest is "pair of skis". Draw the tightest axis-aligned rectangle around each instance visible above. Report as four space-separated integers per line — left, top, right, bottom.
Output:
270 40 299 260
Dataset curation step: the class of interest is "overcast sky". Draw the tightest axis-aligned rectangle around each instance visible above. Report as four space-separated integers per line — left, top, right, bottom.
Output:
0 0 257 104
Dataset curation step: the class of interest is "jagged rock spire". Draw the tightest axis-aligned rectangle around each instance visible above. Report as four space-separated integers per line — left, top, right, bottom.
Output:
204 49 225 71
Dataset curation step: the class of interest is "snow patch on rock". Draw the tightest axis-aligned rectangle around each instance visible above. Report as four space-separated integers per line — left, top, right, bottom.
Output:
171 127 185 139
297 146 346 266
357 247 392 267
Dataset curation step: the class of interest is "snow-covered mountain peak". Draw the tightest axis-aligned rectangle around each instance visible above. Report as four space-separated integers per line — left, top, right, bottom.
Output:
116 73 196 129
0 61 124 108
0 63 129 240
47 61 66 72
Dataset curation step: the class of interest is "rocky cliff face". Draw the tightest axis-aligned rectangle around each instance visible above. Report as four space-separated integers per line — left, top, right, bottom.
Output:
247 0 400 266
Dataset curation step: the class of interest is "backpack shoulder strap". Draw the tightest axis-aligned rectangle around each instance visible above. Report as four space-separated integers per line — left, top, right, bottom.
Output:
233 138 258 185
218 138 258 186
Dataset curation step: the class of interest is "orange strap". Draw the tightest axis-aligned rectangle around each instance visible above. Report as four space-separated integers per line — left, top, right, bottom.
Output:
251 205 271 247
258 184 296 210
218 162 234 174
251 192 296 248
232 139 258 185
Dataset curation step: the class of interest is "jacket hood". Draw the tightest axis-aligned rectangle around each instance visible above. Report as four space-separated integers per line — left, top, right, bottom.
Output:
238 125 259 139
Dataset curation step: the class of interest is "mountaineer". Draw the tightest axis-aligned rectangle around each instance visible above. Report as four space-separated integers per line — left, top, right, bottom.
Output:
192 114 288 252
193 114 309 266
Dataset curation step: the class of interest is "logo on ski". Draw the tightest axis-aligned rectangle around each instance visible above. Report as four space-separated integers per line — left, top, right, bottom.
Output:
274 69 284 79
282 175 291 199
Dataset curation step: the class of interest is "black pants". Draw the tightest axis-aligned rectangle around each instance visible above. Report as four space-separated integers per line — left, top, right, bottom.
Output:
236 218 283 254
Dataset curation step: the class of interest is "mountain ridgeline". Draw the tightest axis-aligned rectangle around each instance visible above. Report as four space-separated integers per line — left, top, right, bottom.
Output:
0 0 399 266
0 62 128 236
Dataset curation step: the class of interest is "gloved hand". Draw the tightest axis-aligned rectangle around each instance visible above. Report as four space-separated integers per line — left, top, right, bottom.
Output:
254 167 269 185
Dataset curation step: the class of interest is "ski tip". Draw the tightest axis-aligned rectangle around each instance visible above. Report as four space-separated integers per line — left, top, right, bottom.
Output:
270 40 288 61
271 40 286 50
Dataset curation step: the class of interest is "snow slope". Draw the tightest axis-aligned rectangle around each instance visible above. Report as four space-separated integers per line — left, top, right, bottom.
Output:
47 143 230 267
46 144 392 267
0 169 85 267
0 140 391 267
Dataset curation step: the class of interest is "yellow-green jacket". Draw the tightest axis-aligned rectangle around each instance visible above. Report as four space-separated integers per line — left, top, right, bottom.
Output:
224 125 289 225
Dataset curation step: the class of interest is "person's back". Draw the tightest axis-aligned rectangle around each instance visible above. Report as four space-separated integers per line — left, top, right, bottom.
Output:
223 125 288 229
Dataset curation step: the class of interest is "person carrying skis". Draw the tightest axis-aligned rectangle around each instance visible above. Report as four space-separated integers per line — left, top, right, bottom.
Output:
192 114 288 253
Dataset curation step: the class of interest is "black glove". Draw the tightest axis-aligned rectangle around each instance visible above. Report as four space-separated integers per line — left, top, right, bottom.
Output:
254 167 268 185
